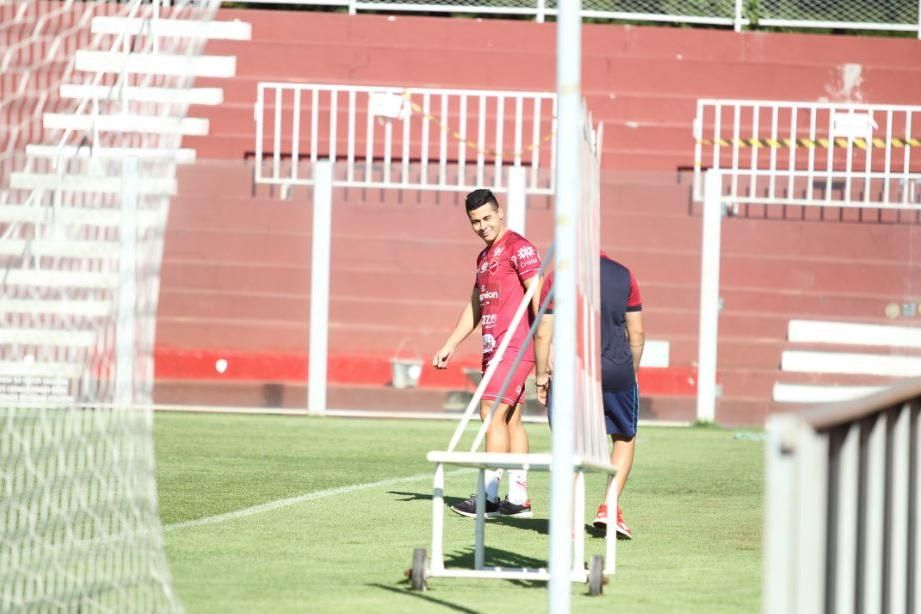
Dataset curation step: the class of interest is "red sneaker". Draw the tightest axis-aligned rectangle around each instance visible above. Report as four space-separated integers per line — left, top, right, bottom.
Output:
593 504 633 539
614 506 633 540
593 503 609 529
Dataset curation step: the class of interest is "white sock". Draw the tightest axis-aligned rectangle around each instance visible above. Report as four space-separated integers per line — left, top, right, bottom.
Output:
485 469 503 502
507 470 528 505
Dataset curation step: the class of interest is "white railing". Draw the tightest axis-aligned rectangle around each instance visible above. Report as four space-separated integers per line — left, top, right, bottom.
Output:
693 99 921 207
254 82 557 194
692 99 921 424
764 378 921 614
229 0 921 37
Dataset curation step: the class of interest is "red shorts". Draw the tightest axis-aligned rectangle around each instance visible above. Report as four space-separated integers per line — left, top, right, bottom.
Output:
482 359 534 406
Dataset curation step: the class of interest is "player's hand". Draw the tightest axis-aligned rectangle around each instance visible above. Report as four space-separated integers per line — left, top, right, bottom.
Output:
432 344 455 369
535 374 551 405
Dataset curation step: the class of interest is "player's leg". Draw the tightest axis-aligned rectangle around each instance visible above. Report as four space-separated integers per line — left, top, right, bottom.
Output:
479 398 513 504
593 383 639 538
500 401 533 517
498 360 534 517
449 397 510 518
479 398 512 453
610 434 636 500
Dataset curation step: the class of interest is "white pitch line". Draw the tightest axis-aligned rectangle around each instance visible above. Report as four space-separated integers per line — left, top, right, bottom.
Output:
165 467 474 532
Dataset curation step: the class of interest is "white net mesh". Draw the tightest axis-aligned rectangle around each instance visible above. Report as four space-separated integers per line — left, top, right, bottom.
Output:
754 0 919 26
573 109 608 464
1 0 222 609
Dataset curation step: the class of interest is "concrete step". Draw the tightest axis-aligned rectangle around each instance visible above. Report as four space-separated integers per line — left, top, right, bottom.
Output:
91 16 252 40
60 83 224 106
75 50 237 78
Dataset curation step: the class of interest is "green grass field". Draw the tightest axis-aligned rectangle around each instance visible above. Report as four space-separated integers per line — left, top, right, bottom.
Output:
155 413 764 613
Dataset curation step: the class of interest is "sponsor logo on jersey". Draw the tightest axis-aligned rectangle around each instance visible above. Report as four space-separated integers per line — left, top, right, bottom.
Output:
516 245 539 267
482 333 497 354
488 260 499 274
493 246 504 257
481 314 497 329
479 261 489 273
479 288 499 302
517 245 536 260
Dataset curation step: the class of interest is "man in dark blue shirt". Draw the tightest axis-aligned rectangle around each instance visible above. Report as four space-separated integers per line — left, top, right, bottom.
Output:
534 253 645 538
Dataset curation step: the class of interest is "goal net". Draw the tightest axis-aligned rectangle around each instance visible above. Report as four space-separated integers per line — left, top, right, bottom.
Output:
1 1 222 609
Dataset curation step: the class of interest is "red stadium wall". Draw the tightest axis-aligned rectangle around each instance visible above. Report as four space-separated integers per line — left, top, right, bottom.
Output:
156 10 921 424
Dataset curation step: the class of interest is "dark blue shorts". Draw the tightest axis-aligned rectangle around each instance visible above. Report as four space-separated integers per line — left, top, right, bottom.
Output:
547 384 639 439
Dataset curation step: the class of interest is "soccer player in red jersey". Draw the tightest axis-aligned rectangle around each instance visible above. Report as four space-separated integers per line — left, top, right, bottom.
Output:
432 189 543 519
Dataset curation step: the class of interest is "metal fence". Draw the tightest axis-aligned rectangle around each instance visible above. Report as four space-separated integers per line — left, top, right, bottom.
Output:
230 0 921 36
693 99 921 207
254 82 557 194
764 377 921 614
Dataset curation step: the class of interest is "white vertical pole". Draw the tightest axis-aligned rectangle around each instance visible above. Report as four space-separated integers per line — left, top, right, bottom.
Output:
430 463 446 572
571 470 585 576
889 405 911 614
834 424 859 614
912 404 920 614
734 0 744 32
795 424 828 614
506 166 527 235
550 0 581 609
863 411 887 614
474 469 486 570
763 415 798 614
116 156 138 408
604 476 617 574
308 161 333 414
696 170 723 423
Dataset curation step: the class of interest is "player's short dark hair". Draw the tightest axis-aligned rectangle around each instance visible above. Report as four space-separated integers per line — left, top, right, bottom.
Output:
465 189 499 212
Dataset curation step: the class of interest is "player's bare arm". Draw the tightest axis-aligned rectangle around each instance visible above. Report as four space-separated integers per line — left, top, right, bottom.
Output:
534 313 554 405
625 310 646 372
523 275 543 321
433 286 481 369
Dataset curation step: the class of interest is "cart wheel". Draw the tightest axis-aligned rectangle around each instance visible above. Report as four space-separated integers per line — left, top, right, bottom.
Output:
410 548 427 591
588 555 604 596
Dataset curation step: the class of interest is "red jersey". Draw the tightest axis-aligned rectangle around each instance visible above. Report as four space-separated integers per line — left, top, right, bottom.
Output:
474 230 541 367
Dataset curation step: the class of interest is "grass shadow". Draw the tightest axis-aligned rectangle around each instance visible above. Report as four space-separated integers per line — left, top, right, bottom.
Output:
493 515 549 536
388 490 468 508
584 523 606 539
368 583 480 614
443 546 547 588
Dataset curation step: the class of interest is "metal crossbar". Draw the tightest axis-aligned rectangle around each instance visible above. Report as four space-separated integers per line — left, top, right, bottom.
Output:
254 82 557 194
